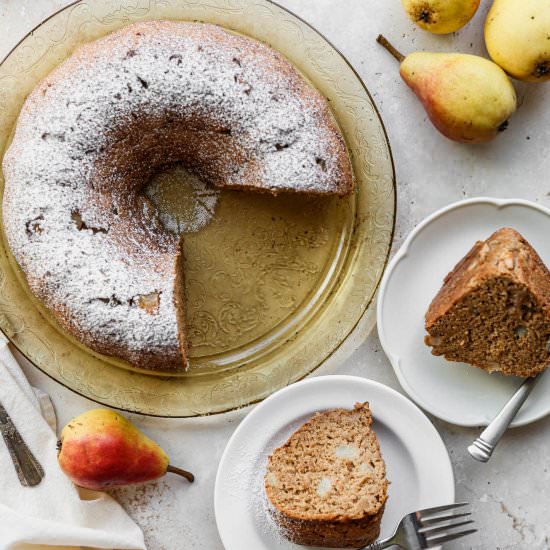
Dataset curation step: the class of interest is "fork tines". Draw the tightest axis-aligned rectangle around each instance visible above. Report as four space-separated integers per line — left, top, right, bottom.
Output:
417 503 477 548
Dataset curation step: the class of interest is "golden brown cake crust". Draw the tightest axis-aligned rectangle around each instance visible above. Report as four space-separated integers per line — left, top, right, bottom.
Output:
2 21 353 371
425 227 550 377
269 505 386 548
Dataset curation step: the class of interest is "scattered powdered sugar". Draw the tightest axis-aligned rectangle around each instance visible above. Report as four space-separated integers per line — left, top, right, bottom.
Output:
2 21 349 367
220 415 312 548
144 165 218 234
111 480 173 548
228 442 293 548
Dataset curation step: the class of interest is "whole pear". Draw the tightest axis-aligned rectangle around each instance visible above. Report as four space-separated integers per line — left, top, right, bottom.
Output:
485 0 550 82
57 409 193 490
402 0 480 33
377 36 517 143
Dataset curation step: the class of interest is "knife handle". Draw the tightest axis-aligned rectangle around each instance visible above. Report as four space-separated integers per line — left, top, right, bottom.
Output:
0 411 44 486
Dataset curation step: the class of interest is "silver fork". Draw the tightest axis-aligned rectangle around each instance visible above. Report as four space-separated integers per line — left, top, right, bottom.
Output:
468 373 542 462
361 503 476 549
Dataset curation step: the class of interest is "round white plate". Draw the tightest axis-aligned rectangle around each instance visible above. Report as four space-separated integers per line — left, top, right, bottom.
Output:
377 197 550 428
215 375 454 550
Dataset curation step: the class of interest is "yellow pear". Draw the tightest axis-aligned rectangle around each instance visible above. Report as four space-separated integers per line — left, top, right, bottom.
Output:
485 0 550 82
377 36 517 143
57 409 194 489
402 0 480 33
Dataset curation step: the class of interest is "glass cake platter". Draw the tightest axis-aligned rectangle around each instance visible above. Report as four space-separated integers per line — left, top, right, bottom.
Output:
0 0 395 416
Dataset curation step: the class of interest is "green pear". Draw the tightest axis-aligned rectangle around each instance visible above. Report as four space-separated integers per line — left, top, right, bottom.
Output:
377 36 517 143
485 0 550 82
402 0 480 34
57 409 194 490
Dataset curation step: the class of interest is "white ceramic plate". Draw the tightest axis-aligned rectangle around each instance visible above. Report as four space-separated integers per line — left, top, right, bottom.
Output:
214 375 454 550
377 197 550 428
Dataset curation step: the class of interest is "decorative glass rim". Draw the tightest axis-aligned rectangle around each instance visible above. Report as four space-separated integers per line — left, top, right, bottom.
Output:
0 0 396 417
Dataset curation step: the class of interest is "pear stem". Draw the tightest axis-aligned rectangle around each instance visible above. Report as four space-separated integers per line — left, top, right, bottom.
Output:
167 464 195 483
377 35 405 63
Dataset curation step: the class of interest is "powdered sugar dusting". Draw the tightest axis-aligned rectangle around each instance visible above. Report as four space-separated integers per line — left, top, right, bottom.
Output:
228 442 294 548
2 21 351 369
219 415 312 548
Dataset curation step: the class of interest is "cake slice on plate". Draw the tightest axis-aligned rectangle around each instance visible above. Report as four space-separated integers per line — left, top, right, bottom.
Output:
264 402 388 548
425 227 550 377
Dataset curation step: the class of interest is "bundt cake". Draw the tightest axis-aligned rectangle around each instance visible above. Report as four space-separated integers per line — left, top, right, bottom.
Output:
264 403 388 548
2 20 353 370
425 227 550 377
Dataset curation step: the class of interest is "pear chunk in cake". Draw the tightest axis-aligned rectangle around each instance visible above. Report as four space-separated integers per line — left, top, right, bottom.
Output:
264 402 388 548
425 227 550 377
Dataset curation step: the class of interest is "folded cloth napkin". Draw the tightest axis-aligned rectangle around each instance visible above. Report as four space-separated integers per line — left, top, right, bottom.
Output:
0 334 146 550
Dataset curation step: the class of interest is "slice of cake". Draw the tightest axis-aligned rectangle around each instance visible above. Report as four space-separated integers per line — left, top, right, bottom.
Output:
264 402 388 548
425 227 550 377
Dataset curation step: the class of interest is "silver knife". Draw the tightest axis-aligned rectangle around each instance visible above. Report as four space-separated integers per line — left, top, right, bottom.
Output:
0 400 44 486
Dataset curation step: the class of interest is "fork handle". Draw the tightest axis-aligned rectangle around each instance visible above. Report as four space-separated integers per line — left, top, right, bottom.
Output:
468 373 540 463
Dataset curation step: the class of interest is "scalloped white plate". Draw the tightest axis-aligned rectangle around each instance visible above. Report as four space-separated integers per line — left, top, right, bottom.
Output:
377 198 550 428
214 375 453 550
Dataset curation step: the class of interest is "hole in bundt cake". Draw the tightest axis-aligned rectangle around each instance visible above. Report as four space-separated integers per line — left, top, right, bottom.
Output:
71 210 108 235
232 57 241 66
125 49 137 59
275 143 289 151
144 164 219 234
316 157 327 171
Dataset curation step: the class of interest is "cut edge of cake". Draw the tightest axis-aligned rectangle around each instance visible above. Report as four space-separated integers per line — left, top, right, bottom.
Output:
425 227 550 377
264 402 388 548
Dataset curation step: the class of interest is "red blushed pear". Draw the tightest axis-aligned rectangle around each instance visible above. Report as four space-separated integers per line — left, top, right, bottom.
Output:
376 35 517 144
57 409 193 490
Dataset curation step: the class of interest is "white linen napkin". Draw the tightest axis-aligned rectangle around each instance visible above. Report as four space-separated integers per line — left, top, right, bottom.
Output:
0 334 146 550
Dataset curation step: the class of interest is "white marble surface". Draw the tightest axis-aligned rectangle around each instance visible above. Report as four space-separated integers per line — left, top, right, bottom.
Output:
2 1 550 549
